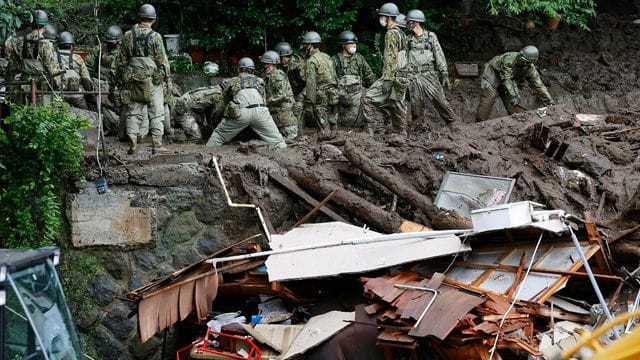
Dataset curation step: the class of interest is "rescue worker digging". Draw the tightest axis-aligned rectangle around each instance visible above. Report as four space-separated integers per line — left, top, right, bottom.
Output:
171 62 225 140
332 31 374 128
206 57 287 149
399 9 457 126
113 3 171 155
274 41 306 130
261 50 298 140
475 45 554 122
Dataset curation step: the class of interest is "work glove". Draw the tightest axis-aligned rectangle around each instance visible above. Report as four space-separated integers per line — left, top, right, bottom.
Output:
510 94 520 106
440 73 451 90
381 79 393 94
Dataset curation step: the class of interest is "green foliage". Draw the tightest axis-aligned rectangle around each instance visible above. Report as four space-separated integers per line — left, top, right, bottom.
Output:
0 104 88 248
168 51 195 73
100 0 362 52
488 0 596 30
58 251 101 323
0 0 31 45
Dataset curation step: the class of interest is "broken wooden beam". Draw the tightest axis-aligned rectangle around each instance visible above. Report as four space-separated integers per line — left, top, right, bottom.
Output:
286 166 428 233
269 172 348 223
342 141 472 230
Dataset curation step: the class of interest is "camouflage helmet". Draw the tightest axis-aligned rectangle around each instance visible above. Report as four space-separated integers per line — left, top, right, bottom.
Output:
203 61 219 76
32 10 49 27
105 25 123 43
138 4 157 20
338 30 358 44
260 50 280 64
274 42 293 56
519 45 539 63
301 31 321 44
57 31 74 46
396 13 407 28
406 9 426 23
377 3 399 17
44 24 57 40
238 57 255 71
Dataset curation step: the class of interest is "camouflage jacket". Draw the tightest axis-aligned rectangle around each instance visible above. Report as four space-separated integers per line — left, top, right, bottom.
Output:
264 68 294 108
382 25 406 80
174 84 225 118
112 23 170 86
489 52 552 102
223 73 266 104
405 30 447 75
332 52 374 88
85 45 119 83
282 52 306 96
304 48 338 102
56 50 92 84
6 30 59 80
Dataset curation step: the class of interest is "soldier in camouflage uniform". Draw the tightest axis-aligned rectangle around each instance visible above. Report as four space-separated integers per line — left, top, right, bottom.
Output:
333 30 374 128
55 31 94 109
86 25 123 135
206 57 286 148
475 45 553 122
399 9 457 126
5 10 60 103
359 3 408 136
172 63 225 139
113 4 171 154
301 31 339 131
260 50 298 139
274 41 306 130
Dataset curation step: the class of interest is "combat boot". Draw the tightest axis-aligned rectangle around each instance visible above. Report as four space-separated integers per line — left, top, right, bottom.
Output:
152 137 170 155
127 136 138 155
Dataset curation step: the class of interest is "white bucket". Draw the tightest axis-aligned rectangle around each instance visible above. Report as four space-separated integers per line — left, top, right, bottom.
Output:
164 34 181 53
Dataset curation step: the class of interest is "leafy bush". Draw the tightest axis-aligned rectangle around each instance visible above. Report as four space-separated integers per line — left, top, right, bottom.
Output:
168 51 195 73
0 104 88 248
488 0 596 30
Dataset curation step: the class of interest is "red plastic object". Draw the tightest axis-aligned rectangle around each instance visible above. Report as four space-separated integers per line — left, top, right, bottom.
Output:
176 337 204 360
191 328 262 360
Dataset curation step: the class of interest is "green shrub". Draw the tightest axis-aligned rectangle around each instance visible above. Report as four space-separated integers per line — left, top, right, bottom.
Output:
0 104 88 248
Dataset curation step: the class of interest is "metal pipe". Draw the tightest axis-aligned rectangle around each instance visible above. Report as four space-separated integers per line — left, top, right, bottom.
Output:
212 156 271 242
394 284 440 329
207 230 470 266
566 222 620 340
30 79 36 106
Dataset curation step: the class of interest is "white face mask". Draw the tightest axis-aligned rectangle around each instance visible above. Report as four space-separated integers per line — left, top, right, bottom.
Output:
347 46 356 55
379 18 387 28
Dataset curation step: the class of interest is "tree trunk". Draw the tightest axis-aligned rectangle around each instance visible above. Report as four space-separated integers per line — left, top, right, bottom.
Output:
286 166 427 234
342 141 472 230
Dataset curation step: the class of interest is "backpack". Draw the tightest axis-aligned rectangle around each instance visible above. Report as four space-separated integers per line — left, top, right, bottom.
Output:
57 52 81 91
20 37 45 76
226 75 263 118
126 25 158 103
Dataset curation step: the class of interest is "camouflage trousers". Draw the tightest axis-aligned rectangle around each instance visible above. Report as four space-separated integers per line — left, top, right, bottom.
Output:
475 81 522 122
206 107 286 148
125 82 164 139
175 112 202 139
279 124 298 140
270 105 298 140
359 78 408 135
408 71 457 125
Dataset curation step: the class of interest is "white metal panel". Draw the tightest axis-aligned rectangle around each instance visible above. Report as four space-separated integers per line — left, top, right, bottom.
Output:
266 223 470 281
